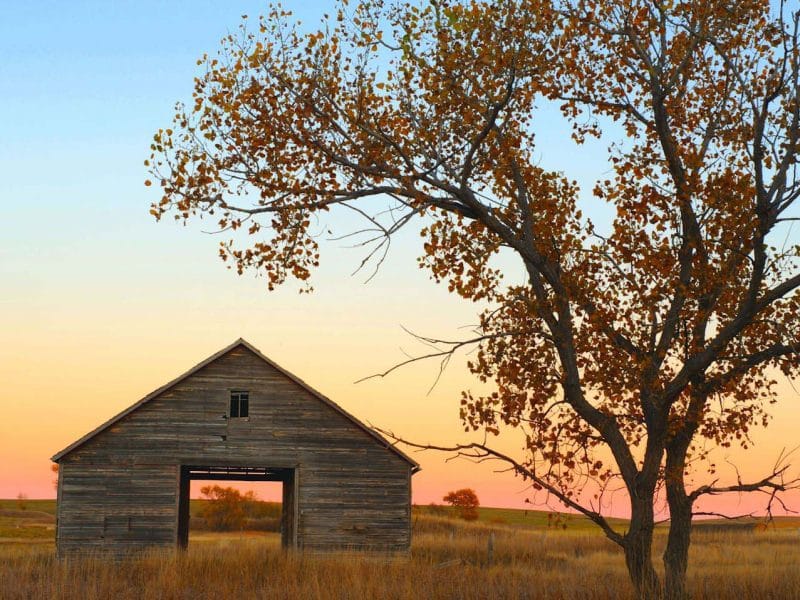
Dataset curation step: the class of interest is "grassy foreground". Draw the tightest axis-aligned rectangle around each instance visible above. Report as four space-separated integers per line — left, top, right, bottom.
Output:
1 501 799 599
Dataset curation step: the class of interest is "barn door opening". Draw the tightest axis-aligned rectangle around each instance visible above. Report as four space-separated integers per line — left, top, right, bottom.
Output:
177 466 297 549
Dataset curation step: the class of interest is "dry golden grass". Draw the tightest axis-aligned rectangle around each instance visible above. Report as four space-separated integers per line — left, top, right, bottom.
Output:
1 513 799 599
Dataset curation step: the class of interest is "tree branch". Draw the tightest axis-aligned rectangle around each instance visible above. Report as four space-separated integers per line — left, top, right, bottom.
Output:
373 427 626 547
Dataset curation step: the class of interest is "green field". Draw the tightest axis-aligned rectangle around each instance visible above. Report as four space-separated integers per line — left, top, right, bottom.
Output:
2 498 798 542
423 504 633 532
0 499 631 540
0 500 56 541
0 499 57 515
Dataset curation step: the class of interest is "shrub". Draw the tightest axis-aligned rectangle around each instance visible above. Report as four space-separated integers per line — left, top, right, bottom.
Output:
443 489 480 521
198 486 280 531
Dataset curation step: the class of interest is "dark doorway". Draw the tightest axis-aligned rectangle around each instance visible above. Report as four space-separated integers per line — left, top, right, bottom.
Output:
177 465 297 549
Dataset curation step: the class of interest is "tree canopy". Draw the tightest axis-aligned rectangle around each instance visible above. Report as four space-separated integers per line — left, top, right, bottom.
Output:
148 1 800 597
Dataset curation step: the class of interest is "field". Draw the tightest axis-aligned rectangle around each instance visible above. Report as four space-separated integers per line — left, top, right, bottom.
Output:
1 500 799 599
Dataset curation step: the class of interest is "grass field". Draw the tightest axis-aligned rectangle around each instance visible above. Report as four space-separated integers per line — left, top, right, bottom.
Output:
1 500 799 599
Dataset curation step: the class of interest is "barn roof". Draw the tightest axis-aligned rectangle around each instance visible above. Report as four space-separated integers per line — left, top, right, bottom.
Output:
51 338 421 471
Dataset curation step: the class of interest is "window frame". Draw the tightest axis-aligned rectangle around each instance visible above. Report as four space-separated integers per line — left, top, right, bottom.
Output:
229 390 250 419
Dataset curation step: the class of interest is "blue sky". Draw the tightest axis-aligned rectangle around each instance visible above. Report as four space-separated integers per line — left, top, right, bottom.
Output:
0 0 614 292
0 0 618 334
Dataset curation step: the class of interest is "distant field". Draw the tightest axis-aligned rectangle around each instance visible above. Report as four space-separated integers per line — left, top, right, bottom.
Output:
418 504 632 532
0 500 56 542
2 500 799 598
3 498 799 540
0 499 628 540
0 500 57 515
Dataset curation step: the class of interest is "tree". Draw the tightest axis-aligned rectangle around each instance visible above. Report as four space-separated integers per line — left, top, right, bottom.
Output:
148 1 800 597
443 488 480 521
199 485 256 531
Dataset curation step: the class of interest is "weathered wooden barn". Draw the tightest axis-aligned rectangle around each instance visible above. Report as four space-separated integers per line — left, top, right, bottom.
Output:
52 339 419 557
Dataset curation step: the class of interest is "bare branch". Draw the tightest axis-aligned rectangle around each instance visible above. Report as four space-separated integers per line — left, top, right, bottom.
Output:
689 447 800 502
373 427 626 547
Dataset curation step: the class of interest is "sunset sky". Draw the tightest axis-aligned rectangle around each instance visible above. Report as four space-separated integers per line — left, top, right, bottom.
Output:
2 1 799 517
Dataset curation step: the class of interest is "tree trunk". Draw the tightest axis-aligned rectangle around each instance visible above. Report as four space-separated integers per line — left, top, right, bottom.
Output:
663 442 694 600
624 499 661 599
663 492 692 600
662 391 704 600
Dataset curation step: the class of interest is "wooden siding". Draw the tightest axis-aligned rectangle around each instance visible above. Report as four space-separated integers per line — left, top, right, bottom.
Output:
57 461 178 556
56 344 412 556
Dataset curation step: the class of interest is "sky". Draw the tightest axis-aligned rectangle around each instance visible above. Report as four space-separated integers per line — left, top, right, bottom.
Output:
1 0 799 517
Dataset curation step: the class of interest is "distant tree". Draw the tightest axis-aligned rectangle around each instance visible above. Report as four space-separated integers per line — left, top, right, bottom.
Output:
199 485 257 531
51 464 58 491
443 488 480 521
16 493 28 511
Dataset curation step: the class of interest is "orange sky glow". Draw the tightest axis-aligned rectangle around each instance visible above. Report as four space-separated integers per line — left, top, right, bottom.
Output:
2 265 799 517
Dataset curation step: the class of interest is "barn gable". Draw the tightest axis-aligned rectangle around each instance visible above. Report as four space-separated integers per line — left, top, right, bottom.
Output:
52 338 419 471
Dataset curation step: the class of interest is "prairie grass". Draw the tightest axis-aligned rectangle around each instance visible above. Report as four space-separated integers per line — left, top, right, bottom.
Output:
1 504 799 599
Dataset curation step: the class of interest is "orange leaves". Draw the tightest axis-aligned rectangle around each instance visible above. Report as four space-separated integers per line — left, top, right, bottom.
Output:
419 215 505 302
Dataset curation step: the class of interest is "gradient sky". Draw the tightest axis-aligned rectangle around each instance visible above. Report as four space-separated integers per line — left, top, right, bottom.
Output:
2 1 799 517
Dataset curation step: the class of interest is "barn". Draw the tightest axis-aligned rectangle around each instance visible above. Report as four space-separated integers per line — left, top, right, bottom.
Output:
51 338 419 557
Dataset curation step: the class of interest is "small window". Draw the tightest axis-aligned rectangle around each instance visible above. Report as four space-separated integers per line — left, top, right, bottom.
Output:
230 391 249 418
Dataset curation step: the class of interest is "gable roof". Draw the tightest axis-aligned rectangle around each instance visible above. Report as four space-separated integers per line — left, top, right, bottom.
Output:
51 338 420 472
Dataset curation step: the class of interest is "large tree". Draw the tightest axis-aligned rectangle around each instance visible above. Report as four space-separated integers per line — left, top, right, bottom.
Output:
148 1 800 597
